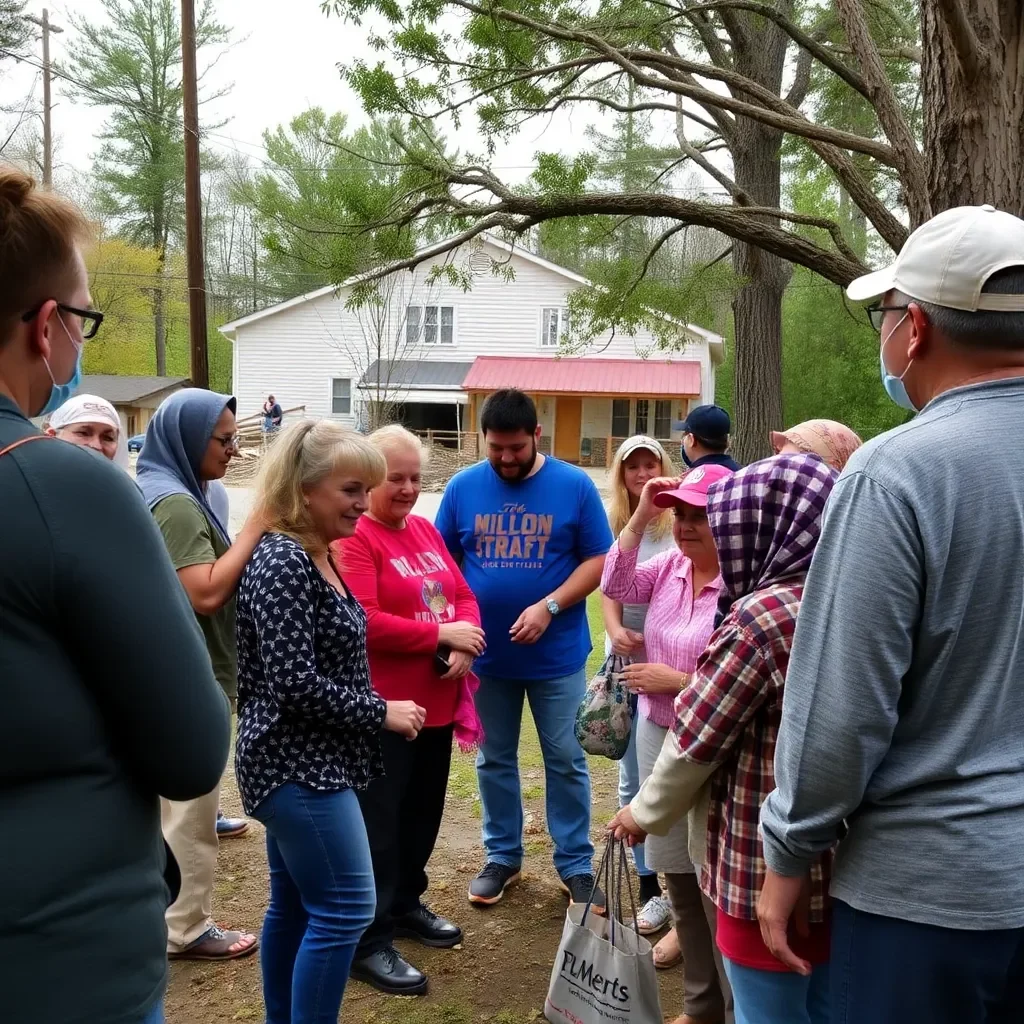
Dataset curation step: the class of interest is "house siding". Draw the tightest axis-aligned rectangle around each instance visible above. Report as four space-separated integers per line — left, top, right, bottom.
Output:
229 239 717 425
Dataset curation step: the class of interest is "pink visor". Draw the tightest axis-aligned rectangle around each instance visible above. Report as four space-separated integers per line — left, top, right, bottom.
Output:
653 464 736 508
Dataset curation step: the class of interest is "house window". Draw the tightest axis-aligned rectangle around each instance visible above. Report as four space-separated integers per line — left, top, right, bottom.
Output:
611 399 630 437
541 307 568 347
407 305 454 345
331 377 351 415
634 399 649 435
654 400 672 438
405 305 421 345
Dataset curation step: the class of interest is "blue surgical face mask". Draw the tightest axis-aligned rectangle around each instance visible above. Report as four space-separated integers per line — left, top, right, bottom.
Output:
37 313 84 417
681 434 694 468
879 312 917 412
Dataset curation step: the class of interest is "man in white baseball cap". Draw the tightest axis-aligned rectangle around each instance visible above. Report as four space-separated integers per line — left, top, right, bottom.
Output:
756 206 1024 1023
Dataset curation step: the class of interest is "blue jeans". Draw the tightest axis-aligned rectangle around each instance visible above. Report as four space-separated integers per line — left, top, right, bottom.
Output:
476 670 593 878
141 1003 164 1024
251 784 376 1024
617 724 652 877
723 957 831 1024
831 899 1024 1023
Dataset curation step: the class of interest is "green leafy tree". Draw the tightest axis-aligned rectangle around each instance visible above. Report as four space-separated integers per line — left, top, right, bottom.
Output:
65 0 231 374
0 0 27 59
236 107 450 290
316 0 1023 460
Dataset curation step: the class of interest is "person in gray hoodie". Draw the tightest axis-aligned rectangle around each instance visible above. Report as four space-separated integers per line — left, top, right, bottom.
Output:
758 205 1024 1024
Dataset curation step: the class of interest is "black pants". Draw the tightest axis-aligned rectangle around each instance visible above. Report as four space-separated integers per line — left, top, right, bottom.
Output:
355 723 454 955
831 899 1024 1023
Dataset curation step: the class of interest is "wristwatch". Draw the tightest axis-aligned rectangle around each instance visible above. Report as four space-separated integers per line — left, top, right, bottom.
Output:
545 597 561 617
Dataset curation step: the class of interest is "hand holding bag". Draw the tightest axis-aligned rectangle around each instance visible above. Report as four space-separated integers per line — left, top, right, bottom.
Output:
544 837 662 1024
574 655 634 760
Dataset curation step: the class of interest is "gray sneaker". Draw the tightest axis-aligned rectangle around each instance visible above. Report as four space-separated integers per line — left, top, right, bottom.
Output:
468 862 522 905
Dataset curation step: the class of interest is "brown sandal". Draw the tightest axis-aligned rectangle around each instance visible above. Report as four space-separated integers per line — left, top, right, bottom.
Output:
169 925 259 961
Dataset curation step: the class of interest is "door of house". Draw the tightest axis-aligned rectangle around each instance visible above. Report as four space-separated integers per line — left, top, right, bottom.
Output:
554 397 582 463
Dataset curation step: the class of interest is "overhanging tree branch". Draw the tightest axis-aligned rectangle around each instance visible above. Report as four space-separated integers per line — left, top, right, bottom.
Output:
439 0 897 164
835 0 930 225
341 163 867 287
680 0 872 99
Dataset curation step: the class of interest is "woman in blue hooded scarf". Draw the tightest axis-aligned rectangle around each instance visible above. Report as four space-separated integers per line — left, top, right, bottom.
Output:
138 387 264 962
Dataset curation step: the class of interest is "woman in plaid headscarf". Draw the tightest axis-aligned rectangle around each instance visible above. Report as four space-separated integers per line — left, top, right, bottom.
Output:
610 454 839 1024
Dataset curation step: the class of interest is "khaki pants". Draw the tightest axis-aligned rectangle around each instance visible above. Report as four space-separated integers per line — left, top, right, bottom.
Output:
664 871 734 1024
162 784 219 951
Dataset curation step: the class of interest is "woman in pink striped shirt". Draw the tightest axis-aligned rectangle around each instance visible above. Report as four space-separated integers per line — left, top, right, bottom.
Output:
601 464 735 1024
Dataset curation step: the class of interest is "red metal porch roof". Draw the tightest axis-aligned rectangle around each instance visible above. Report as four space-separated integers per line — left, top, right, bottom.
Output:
462 356 701 396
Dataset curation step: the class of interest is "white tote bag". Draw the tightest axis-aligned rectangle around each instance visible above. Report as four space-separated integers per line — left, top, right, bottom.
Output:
544 839 662 1024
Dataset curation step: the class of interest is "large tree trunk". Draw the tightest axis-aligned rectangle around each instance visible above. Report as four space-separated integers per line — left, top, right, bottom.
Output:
922 1 1024 218
728 15 792 465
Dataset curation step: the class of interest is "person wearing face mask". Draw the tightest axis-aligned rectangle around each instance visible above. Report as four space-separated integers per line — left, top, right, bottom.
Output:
138 389 266 962
602 436 681 958
435 388 613 910
679 405 741 472
602 465 736 1024
757 205 1024 1024
335 425 483 995
46 393 130 468
235 419 426 1024
0 169 230 1022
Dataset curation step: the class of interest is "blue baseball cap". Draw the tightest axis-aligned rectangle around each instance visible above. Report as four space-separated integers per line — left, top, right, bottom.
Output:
680 404 731 442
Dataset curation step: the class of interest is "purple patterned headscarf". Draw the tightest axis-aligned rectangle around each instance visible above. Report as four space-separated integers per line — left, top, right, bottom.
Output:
706 454 838 623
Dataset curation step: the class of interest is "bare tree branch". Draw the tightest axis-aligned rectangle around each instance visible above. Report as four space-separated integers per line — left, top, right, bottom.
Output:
443 0 897 164
932 0 986 81
674 98 747 202
806 139 909 252
348 169 867 287
679 3 733 70
834 0 930 224
827 43 921 62
681 0 871 98
785 44 814 108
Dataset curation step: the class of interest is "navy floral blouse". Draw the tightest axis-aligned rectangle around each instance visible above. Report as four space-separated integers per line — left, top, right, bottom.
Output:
235 532 387 815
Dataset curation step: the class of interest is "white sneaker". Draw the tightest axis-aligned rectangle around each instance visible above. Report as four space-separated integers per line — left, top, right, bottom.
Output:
634 894 672 935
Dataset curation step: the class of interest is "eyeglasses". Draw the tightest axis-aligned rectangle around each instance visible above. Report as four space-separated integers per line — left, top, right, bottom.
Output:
212 433 240 450
866 303 909 332
21 302 105 340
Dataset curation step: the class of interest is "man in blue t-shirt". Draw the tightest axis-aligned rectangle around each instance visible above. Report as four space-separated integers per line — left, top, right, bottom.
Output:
436 389 612 910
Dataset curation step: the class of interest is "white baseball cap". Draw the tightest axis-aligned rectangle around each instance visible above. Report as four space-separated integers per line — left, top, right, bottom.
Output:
616 435 666 461
847 205 1024 311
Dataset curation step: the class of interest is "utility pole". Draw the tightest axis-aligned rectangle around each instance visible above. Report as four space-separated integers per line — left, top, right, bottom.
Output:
26 8 63 187
181 0 209 388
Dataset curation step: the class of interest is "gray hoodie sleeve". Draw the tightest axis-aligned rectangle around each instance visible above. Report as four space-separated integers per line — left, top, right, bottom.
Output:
760 470 923 876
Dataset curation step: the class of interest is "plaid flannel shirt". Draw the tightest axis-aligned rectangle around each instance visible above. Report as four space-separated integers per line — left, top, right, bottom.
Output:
672 580 832 922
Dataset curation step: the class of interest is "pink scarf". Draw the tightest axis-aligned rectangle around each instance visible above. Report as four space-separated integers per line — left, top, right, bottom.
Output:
453 672 485 752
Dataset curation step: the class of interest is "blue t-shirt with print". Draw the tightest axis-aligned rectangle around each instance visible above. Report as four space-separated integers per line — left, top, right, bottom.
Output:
435 457 613 680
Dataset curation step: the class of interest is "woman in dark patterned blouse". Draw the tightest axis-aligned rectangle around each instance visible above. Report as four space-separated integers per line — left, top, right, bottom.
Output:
235 419 427 1024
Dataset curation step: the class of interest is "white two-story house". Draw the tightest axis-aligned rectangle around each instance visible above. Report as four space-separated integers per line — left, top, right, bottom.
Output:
220 233 725 466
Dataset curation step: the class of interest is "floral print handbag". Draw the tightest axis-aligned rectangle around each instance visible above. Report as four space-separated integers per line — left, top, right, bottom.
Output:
574 655 635 760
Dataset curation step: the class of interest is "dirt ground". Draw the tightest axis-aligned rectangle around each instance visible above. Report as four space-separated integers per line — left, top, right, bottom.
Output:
166 597 691 1024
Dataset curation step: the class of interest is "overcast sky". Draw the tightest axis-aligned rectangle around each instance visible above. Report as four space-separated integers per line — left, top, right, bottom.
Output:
5 0 667 189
